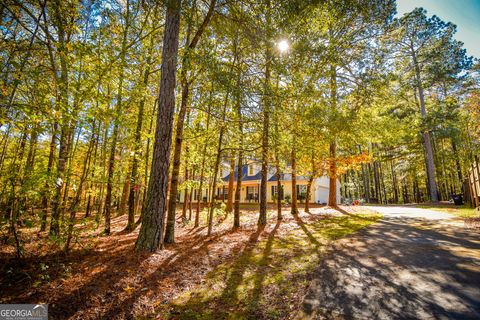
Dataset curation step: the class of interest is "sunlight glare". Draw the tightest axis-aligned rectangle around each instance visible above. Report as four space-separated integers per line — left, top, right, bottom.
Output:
278 40 289 53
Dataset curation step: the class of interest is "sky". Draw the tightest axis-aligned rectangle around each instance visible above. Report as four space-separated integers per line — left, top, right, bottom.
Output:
396 0 480 57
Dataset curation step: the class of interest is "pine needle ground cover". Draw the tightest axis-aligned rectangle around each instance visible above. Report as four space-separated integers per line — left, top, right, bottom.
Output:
1 207 380 319
165 209 381 319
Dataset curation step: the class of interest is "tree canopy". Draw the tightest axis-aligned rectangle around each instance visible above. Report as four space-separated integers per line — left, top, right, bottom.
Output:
0 0 478 254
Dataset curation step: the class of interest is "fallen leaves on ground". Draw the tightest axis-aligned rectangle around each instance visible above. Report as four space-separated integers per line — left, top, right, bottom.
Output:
0 205 379 319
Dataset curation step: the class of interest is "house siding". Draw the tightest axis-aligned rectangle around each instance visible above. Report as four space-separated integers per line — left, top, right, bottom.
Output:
176 177 340 204
176 163 340 204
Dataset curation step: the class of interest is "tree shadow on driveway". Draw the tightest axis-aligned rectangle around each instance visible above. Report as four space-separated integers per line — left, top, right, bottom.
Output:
302 216 480 319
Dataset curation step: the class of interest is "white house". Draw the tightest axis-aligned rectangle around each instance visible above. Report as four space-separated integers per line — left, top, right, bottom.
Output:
177 160 340 204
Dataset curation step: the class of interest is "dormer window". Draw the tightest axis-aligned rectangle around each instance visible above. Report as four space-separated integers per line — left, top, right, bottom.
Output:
248 164 254 176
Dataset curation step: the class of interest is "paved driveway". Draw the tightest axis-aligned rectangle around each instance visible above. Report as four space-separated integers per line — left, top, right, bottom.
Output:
302 206 480 320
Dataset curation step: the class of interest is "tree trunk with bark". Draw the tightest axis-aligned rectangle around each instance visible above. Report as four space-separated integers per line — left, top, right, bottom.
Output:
40 123 57 231
135 0 182 252
291 146 298 215
327 58 338 207
328 141 337 206
195 98 212 227
104 0 130 234
164 0 216 244
411 48 438 202
207 91 229 236
226 157 235 213
49 0 71 236
259 0 271 225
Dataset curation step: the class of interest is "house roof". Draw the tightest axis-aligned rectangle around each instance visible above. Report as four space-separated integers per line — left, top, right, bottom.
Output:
222 165 262 182
268 173 287 182
268 173 309 182
222 165 309 183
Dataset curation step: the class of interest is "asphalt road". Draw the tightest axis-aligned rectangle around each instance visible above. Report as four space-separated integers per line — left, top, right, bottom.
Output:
302 206 480 320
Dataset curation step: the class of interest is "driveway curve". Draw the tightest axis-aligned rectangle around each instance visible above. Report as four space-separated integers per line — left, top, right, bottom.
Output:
302 205 480 320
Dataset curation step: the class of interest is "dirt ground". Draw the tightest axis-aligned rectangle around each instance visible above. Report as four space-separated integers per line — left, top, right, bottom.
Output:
1 204 368 319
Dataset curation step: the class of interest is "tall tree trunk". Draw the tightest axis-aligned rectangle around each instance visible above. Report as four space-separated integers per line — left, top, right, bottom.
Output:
139 98 157 225
104 0 130 235
96 123 109 223
85 121 99 218
412 49 438 202
207 91 230 236
305 153 316 213
182 164 189 220
49 0 71 237
328 142 337 206
195 101 212 227
259 0 272 225
291 146 298 215
358 146 369 202
40 123 57 231
233 34 243 229
164 81 189 243
403 179 409 203
6 132 27 222
233 152 243 229
17 125 39 219
233 104 243 229
327 56 338 206
50 127 72 236
272 75 283 220
188 168 195 220
0 125 11 178
305 176 313 213
135 0 182 252
65 126 96 253
226 157 235 213
391 160 399 203
379 161 387 204
5 130 27 258
451 139 463 191
373 158 381 203
119 179 130 217
164 0 216 244
125 1 158 233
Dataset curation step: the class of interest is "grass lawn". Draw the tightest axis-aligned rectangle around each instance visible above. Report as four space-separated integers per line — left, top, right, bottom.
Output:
417 204 480 219
165 211 381 319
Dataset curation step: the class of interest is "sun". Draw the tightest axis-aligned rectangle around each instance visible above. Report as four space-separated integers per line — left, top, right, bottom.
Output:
278 39 289 53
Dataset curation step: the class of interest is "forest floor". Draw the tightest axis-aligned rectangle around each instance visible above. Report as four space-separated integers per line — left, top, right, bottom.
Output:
0 205 380 319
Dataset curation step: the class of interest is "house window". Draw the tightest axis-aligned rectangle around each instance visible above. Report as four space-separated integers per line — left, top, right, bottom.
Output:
296 185 307 200
271 185 284 200
246 186 258 202
248 164 254 176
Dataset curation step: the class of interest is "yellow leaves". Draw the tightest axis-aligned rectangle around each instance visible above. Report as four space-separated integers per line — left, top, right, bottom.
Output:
336 152 372 171
123 285 135 293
